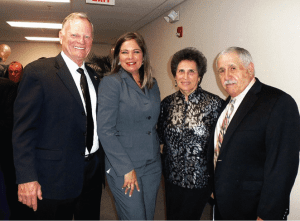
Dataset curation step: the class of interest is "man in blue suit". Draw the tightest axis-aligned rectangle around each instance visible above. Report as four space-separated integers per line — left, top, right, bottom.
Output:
208 47 300 220
13 12 104 220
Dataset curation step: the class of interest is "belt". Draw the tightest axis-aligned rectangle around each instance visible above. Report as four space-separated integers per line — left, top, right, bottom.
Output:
84 150 98 162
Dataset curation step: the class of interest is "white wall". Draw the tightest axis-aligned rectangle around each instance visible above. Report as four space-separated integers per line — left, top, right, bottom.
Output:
138 0 300 219
2 41 111 67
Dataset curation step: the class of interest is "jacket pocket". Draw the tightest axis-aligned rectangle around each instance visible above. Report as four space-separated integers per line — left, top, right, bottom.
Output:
242 181 263 190
36 147 62 161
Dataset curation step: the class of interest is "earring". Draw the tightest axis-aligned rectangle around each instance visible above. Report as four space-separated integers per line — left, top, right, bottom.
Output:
175 80 177 87
118 61 121 65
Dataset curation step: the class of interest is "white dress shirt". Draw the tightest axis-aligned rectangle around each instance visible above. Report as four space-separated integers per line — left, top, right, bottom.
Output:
214 78 256 148
61 52 99 155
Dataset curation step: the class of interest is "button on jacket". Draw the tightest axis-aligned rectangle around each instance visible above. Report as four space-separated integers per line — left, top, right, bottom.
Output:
97 68 161 177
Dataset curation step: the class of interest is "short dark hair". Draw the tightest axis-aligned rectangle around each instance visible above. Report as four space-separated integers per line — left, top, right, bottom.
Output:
171 47 207 83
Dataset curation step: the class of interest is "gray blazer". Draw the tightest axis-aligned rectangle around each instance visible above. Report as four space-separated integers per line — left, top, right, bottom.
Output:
97 68 161 177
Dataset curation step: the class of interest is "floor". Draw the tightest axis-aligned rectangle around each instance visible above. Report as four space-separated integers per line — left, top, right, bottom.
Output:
99 176 213 220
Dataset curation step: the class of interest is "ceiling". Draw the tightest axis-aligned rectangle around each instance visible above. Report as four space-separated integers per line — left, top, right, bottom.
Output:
0 0 185 44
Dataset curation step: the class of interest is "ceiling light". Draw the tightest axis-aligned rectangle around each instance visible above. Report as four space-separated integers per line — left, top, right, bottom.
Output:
25 37 60 42
26 0 70 2
7 21 62 29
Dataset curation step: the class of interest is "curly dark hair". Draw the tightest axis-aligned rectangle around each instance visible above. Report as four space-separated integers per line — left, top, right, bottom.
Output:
171 47 207 84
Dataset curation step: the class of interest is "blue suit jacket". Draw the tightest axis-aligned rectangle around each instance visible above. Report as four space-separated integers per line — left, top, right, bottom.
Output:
97 68 161 177
13 54 103 200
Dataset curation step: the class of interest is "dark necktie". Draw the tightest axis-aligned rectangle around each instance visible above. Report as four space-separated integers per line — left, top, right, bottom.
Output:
77 68 94 153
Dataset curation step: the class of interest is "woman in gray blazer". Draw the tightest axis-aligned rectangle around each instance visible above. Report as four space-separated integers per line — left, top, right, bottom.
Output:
97 32 161 220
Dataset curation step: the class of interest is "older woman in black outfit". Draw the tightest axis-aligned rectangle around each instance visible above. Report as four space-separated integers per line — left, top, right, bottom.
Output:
157 47 224 220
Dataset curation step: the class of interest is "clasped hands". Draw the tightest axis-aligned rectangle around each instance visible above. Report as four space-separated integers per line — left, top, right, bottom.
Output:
122 169 140 197
18 181 42 211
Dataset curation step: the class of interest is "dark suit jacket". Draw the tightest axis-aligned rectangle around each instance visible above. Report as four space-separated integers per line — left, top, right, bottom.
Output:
97 68 161 177
0 78 17 172
0 64 8 78
208 78 300 220
13 54 103 200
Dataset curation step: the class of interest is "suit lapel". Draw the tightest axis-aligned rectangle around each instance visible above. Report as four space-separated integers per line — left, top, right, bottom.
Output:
220 78 262 155
120 69 149 98
55 54 83 108
85 65 99 93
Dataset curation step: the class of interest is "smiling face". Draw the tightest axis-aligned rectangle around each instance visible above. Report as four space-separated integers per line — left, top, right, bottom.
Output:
175 60 200 98
59 18 93 67
119 39 143 76
217 52 254 97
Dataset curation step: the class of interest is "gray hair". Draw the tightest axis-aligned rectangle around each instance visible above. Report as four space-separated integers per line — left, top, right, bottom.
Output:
216 47 254 71
61 12 94 37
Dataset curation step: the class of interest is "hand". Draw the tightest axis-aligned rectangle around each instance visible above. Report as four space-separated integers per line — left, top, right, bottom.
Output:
18 181 42 211
257 216 263 220
211 193 214 199
160 144 164 154
122 169 140 197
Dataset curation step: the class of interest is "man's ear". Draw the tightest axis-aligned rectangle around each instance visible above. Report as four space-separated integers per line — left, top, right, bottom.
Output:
59 31 63 44
248 62 255 76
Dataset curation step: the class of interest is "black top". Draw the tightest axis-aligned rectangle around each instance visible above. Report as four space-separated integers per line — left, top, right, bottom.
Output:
157 84 223 189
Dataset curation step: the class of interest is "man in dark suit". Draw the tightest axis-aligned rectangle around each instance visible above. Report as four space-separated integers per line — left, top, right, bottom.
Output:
13 12 103 220
0 77 16 220
208 47 300 220
0 76 36 220
0 44 14 219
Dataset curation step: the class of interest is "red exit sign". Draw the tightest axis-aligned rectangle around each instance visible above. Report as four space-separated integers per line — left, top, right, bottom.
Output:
86 0 115 5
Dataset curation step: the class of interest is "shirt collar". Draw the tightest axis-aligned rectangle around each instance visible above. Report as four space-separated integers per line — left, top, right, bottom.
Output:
232 77 256 103
178 83 202 100
61 51 86 73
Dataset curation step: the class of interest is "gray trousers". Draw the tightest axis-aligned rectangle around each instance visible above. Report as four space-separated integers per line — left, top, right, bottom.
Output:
106 158 161 220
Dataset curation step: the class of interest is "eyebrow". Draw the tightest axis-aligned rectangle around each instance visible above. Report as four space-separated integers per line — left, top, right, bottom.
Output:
120 49 141 51
178 68 196 71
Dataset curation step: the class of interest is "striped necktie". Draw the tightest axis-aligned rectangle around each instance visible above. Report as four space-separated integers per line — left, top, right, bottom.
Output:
214 98 236 168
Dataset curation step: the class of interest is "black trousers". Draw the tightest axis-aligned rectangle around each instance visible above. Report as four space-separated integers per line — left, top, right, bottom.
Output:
165 181 211 220
1 142 36 220
0 170 9 220
34 152 102 220
213 201 286 221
